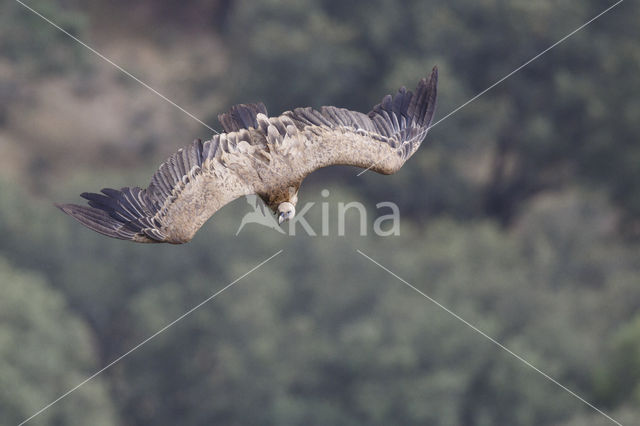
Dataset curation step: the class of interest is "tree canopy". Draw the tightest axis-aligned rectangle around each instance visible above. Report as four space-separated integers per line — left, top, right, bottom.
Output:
1 0 639 424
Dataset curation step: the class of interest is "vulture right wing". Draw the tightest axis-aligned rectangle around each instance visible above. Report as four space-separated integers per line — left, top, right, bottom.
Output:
58 117 273 244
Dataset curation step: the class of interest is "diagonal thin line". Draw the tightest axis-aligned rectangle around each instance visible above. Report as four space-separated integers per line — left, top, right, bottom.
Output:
356 0 623 177
18 249 284 426
429 0 622 129
356 249 622 426
15 0 220 134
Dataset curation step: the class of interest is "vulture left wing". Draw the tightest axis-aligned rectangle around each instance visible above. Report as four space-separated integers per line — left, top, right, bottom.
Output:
281 66 438 177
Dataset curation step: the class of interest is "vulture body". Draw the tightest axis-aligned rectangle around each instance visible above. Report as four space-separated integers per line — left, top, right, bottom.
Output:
58 67 438 243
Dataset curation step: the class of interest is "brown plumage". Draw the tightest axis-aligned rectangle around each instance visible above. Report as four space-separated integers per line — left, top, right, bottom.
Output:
57 67 438 243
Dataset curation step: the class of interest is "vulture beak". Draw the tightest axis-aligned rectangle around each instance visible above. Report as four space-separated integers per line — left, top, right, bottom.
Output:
278 212 287 224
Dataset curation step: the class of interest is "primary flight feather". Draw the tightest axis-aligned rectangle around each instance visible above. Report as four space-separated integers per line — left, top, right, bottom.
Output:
58 67 438 243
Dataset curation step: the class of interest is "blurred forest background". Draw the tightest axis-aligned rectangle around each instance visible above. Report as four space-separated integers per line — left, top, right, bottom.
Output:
1 0 640 425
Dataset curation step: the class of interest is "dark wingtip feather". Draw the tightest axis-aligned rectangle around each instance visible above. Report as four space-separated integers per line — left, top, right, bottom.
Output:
55 202 136 241
55 202 72 214
427 66 438 99
56 203 91 220
423 66 438 126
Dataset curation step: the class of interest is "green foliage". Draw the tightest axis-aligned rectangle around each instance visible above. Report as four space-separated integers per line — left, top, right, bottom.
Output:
2 1 640 425
225 0 372 114
595 314 640 407
0 0 88 76
0 258 117 425
0 0 90 126
2 178 640 424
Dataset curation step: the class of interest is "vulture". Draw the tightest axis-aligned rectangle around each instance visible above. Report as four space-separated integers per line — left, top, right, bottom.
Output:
57 67 438 244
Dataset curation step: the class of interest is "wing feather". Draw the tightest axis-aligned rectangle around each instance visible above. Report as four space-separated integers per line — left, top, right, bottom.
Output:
282 66 437 176
218 103 268 133
59 132 268 243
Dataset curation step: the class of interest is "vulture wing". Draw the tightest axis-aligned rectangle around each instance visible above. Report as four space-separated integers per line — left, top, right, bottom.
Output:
278 66 438 177
57 115 274 244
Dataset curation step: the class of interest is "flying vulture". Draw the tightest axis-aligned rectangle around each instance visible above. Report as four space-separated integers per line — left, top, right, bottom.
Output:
57 67 438 243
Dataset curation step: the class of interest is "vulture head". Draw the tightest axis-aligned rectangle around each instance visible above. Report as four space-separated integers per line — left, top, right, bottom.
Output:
276 187 298 224
277 202 295 224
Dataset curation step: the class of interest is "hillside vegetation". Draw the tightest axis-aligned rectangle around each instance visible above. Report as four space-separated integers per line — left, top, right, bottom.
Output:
1 1 639 424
